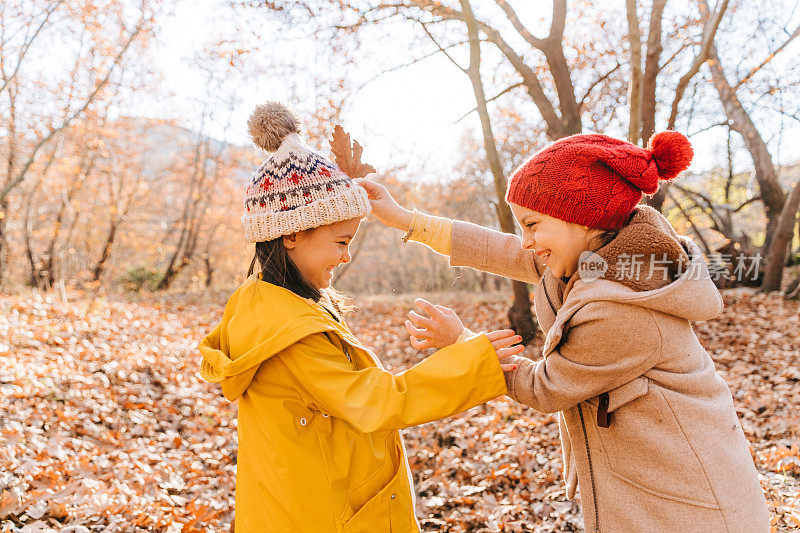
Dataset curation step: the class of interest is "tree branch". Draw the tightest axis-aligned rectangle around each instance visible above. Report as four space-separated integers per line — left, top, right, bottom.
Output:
493 0 546 49
0 20 145 204
578 62 621 111
0 1 65 96
354 37 471 92
667 0 729 129
417 20 467 72
454 82 523 123
666 187 713 255
733 23 800 90
408 0 566 138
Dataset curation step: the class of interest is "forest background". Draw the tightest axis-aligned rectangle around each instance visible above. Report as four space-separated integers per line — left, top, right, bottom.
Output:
1 0 799 531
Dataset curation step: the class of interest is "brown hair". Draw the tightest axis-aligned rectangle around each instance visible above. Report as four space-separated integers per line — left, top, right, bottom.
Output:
591 229 619 251
247 235 352 318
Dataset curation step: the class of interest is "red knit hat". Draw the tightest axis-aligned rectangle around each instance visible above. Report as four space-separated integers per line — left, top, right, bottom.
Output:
505 131 693 230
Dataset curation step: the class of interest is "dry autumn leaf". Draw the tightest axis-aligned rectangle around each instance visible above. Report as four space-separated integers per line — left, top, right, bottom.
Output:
0 289 798 531
329 125 376 179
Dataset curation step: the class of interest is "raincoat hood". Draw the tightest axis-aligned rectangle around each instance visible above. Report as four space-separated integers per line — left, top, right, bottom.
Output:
199 277 354 401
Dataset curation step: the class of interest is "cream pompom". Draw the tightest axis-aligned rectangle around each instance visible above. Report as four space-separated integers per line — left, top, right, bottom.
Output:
247 101 301 152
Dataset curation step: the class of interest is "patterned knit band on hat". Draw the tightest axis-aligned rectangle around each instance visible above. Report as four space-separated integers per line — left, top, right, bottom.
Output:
241 102 371 243
505 131 693 230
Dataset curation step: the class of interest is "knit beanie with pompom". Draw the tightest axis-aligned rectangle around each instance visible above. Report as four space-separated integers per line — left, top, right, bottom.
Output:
241 102 371 243
505 131 693 230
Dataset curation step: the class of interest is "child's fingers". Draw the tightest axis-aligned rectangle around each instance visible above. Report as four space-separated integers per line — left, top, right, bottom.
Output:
354 177 382 196
500 363 518 372
405 320 431 339
495 344 525 358
409 336 434 350
485 329 518 342
414 298 444 318
434 304 454 315
407 310 434 329
489 334 523 350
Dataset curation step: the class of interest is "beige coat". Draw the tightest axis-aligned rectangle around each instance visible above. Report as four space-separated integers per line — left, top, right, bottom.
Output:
445 205 770 532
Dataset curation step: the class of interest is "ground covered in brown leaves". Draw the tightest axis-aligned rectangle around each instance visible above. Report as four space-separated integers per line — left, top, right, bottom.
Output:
1 289 798 532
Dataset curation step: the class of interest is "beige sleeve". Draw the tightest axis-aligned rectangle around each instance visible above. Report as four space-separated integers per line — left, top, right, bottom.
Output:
502 302 663 413
404 212 544 285
450 220 543 285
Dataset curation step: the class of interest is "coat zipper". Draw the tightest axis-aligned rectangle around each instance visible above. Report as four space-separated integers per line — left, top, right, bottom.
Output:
577 403 600 533
544 278 598 528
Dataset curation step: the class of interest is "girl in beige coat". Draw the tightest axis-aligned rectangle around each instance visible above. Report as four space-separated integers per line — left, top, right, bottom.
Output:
358 131 770 532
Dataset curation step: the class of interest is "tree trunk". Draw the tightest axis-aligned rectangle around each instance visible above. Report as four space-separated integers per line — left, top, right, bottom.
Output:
701 14 786 251
640 0 667 146
204 253 214 288
1 83 18 286
640 0 668 212
155 200 192 290
625 0 643 146
91 221 118 282
461 0 537 344
761 180 800 292
0 199 7 284
24 181 47 289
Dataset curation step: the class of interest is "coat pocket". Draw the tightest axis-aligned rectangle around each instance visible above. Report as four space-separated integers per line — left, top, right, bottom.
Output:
341 440 417 533
590 380 721 508
586 376 649 415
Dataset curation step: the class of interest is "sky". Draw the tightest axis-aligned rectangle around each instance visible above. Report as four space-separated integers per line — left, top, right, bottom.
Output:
151 0 487 175
149 0 800 181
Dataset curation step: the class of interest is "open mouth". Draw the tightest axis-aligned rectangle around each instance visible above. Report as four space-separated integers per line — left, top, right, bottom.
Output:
536 249 552 265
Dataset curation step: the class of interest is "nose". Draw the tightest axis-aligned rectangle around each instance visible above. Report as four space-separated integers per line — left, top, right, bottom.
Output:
521 233 536 250
340 248 351 264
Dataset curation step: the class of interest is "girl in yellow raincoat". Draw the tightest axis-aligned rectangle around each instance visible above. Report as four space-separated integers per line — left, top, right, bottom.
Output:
198 102 521 533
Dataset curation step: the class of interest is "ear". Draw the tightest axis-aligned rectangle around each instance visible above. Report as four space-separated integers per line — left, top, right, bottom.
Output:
283 233 299 250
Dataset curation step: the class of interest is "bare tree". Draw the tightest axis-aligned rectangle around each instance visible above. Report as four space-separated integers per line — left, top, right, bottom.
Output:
156 130 225 290
631 0 730 211
761 180 800 292
0 0 154 283
90 122 152 283
0 19 147 205
699 0 799 252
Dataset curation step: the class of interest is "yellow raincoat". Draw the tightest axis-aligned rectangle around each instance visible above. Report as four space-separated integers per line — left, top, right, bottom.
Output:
198 276 507 532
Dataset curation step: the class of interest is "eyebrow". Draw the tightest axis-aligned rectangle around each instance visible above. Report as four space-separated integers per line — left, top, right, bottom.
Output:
337 233 354 239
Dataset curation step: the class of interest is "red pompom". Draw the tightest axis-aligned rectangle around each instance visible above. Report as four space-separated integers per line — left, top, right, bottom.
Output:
646 131 693 181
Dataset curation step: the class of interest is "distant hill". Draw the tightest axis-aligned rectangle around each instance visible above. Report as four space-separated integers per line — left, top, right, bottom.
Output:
109 117 258 184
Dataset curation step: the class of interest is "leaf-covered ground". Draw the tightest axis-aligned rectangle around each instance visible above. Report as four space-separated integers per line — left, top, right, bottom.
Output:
1 289 798 532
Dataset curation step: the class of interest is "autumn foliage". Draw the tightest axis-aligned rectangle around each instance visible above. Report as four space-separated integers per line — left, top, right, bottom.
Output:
1 289 798 531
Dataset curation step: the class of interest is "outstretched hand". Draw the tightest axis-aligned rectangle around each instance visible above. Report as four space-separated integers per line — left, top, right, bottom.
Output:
354 175 413 231
405 299 464 349
405 298 523 371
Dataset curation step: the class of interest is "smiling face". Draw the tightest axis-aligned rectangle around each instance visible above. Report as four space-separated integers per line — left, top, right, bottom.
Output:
283 217 362 290
509 203 602 279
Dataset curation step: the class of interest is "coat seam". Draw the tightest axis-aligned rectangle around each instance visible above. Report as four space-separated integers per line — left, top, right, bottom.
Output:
286 343 348 526
313 415 340 527
656 386 729 528
644 308 664 356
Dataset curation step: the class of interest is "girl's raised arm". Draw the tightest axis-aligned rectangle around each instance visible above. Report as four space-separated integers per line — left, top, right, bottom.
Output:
277 332 513 434
356 178 544 285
